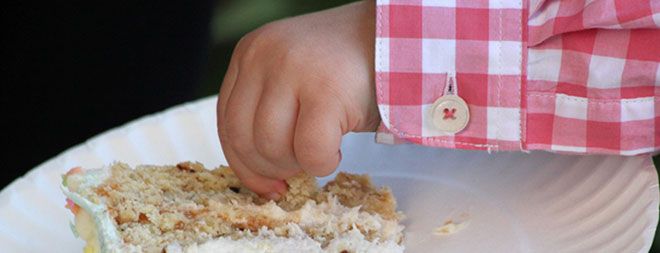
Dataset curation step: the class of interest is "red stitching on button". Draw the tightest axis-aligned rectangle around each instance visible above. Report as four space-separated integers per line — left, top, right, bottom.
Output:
443 108 457 120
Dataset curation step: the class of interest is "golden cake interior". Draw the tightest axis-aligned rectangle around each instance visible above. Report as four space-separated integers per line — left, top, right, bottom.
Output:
68 162 402 252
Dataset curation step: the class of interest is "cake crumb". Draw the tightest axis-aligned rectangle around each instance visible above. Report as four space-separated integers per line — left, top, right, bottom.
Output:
434 213 470 236
434 220 467 235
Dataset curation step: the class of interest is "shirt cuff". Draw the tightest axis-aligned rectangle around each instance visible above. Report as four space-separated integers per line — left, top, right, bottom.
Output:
374 0 525 151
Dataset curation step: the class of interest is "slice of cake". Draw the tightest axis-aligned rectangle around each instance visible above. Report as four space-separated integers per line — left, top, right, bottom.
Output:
61 162 404 253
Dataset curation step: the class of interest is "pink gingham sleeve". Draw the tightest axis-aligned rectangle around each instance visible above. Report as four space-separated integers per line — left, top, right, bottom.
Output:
375 0 660 155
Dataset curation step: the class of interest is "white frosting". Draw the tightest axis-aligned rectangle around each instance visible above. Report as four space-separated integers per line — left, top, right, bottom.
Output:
62 166 129 253
166 225 404 253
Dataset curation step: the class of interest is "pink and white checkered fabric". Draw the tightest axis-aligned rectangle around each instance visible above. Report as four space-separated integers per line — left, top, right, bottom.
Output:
375 0 659 155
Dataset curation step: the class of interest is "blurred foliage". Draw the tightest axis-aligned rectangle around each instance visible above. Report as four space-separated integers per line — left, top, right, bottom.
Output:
197 0 356 97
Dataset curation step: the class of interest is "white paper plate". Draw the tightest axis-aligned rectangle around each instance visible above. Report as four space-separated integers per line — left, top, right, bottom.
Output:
1 96 657 253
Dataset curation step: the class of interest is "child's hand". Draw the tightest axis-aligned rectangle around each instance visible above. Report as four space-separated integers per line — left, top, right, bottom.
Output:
217 1 379 199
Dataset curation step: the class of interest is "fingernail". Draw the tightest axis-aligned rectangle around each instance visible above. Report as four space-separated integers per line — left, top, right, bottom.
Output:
266 192 281 201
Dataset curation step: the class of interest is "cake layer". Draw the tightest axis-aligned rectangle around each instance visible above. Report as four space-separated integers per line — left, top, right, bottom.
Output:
62 162 404 253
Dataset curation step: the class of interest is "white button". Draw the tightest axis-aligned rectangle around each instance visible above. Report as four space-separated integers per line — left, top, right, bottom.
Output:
431 95 470 133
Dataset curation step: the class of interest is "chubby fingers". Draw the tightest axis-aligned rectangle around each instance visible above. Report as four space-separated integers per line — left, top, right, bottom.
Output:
294 92 344 177
253 83 303 177
218 59 289 199
222 145 287 200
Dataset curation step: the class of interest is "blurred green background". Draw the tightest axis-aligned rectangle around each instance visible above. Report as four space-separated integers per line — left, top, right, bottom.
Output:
195 0 357 98
200 0 660 250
